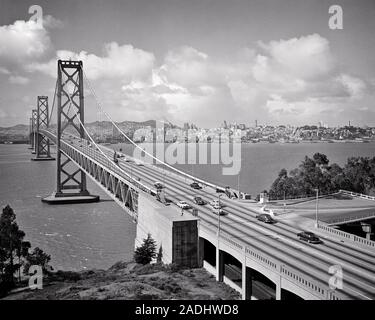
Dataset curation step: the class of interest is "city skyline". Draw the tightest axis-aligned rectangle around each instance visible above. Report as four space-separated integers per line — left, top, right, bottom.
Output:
1 0 375 128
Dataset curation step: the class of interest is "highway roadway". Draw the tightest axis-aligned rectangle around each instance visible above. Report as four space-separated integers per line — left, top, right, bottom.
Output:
62 135 375 300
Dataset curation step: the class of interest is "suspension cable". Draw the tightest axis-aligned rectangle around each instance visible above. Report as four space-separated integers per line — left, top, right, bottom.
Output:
82 70 215 187
48 79 58 125
62 78 150 191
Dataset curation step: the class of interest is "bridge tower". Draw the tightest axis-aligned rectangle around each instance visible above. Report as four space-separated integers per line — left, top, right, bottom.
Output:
28 117 34 150
31 109 38 154
42 60 99 204
32 96 55 161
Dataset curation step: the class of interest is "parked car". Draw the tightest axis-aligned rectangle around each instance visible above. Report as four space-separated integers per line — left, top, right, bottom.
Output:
209 200 223 209
193 196 205 205
297 231 322 244
190 182 202 189
256 214 276 224
177 200 191 210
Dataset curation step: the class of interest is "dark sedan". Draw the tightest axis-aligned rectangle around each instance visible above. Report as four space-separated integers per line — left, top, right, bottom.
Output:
256 214 276 224
193 196 205 205
190 182 202 189
297 232 323 244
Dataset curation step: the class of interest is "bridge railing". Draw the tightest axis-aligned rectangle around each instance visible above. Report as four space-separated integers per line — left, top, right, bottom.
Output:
339 189 375 201
317 222 375 249
325 212 375 225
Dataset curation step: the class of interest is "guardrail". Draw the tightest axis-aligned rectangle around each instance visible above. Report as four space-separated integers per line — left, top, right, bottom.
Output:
326 212 375 225
339 189 375 201
269 192 335 202
317 222 375 249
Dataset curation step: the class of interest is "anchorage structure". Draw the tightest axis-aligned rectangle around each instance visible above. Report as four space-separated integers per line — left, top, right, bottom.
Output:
43 60 99 203
32 96 55 161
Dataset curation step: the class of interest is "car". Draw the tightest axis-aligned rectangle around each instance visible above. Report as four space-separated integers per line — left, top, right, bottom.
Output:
154 181 164 190
297 231 322 244
256 214 276 224
212 208 226 215
190 182 202 189
177 200 191 210
193 196 205 205
209 200 223 209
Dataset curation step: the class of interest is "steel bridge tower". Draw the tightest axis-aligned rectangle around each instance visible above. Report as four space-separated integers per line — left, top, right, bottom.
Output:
28 117 34 150
31 109 38 154
32 96 55 161
43 60 99 204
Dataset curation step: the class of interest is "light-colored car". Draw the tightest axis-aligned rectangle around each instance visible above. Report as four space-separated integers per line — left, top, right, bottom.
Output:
212 208 226 215
209 200 222 209
177 200 191 210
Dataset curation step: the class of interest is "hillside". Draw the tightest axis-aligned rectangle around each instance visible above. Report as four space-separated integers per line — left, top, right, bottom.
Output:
0 120 179 143
2 261 240 300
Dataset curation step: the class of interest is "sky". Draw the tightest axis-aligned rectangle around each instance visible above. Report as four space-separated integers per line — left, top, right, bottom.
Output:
0 0 374 127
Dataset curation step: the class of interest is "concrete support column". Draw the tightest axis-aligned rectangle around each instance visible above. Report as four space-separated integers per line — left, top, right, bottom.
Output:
276 283 282 300
216 248 223 282
198 237 204 268
242 264 252 300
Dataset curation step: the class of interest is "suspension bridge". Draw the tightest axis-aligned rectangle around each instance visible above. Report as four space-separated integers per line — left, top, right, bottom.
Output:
27 60 375 300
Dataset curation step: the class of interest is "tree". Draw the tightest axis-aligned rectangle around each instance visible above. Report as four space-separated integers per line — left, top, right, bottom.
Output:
156 245 163 264
0 205 27 285
267 154 375 199
16 241 31 281
134 233 157 265
313 153 329 167
23 247 51 275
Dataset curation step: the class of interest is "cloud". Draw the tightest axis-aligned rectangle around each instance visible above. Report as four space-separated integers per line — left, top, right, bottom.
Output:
28 42 155 82
43 15 64 29
0 67 10 75
9 75 29 85
22 33 373 127
158 46 217 88
0 19 52 65
336 74 366 99
256 34 335 81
